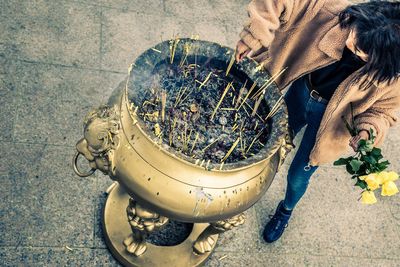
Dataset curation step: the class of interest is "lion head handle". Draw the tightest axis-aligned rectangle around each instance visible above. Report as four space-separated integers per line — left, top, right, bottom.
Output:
73 105 120 177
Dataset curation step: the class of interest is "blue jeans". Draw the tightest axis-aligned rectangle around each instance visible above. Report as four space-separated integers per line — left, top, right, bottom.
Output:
282 76 328 210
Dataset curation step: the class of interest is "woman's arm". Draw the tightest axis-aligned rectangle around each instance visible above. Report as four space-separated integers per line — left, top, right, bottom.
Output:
237 0 328 61
239 0 294 52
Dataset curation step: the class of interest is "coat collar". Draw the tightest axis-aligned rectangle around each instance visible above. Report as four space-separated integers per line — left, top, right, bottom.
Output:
318 22 350 61
318 23 399 91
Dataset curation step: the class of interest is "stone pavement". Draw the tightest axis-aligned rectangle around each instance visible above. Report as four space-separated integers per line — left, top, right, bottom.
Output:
1 0 399 266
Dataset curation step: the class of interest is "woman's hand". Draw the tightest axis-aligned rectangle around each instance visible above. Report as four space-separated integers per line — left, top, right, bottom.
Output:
235 40 253 62
349 130 370 152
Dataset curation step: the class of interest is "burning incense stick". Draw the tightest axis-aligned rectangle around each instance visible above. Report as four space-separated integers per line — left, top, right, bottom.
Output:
169 37 180 64
174 87 188 107
151 47 161 53
220 107 236 111
199 159 205 167
179 42 192 67
243 100 264 122
142 100 156 107
225 54 235 76
201 137 221 152
234 80 248 109
196 71 212 89
231 123 239 132
178 88 194 105
221 137 240 162
246 128 264 154
237 79 258 111
210 82 232 121
265 94 284 120
251 95 263 117
205 160 211 169
161 90 167 122
242 104 250 117
219 162 224 170
190 132 199 153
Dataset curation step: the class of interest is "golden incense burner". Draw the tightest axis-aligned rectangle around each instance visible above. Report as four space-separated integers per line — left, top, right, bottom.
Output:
73 38 293 266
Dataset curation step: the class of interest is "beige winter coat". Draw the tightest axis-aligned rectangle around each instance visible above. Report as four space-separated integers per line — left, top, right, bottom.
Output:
239 0 400 166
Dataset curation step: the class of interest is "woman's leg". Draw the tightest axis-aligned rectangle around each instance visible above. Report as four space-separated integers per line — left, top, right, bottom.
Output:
263 78 326 243
283 77 309 138
283 97 327 210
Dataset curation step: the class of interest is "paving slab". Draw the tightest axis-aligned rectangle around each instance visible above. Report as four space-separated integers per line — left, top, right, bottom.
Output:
0 0 102 69
100 2 246 73
205 251 400 267
0 57 16 141
6 60 125 146
253 164 400 259
0 142 97 247
0 247 94 266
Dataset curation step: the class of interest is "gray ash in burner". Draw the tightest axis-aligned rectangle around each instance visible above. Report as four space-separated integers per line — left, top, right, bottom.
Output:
136 56 271 164
145 220 193 246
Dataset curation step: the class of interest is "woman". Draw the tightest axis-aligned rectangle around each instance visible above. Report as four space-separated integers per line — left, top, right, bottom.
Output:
235 0 400 243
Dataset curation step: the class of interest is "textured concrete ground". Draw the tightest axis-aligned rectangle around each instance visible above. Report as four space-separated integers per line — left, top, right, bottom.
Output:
1 0 399 266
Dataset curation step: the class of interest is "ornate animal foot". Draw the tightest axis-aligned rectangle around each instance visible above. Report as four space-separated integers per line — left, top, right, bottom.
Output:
124 198 169 256
193 213 246 254
123 232 147 257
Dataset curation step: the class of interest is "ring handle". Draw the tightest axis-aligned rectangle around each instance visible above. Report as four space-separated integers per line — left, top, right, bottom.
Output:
73 151 96 177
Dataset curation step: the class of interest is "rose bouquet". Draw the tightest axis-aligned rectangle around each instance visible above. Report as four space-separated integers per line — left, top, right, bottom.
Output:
333 104 399 204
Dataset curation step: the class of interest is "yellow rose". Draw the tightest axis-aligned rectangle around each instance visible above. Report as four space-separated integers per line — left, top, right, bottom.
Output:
361 190 377 204
359 173 380 190
376 171 399 184
381 181 399 196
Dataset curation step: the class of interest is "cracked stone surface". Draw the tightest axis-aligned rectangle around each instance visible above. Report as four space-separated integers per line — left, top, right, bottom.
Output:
1 0 399 266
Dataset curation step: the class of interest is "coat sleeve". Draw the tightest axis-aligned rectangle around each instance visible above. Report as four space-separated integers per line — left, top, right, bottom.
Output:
239 0 328 51
354 91 400 147
239 0 293 51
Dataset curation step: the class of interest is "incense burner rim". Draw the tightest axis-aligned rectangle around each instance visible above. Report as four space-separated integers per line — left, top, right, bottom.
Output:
126 37 289 171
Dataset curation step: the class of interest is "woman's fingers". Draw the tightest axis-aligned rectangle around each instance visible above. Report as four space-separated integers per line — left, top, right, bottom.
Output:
349 136 361 152
235 40 251 62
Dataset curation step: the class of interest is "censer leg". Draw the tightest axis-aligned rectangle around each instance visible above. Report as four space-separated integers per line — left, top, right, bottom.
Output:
123 198 169 257
193 213 246 254
103 183 218 267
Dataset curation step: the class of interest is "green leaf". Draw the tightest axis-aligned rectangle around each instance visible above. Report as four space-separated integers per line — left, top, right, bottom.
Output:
376 160 390 171
349 159 363 172
355 179 367 189
371 147 381 156
364 141 374 152
334 157 351 166
346 163 355 174
363 155 377 165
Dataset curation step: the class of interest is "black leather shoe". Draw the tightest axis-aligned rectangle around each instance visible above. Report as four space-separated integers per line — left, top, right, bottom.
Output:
262 200 292 243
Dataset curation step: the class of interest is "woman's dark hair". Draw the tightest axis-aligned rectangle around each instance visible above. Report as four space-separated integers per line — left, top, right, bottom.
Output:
339 0 400 88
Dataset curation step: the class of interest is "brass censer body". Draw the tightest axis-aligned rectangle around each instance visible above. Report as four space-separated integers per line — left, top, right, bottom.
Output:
73 38 294 267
